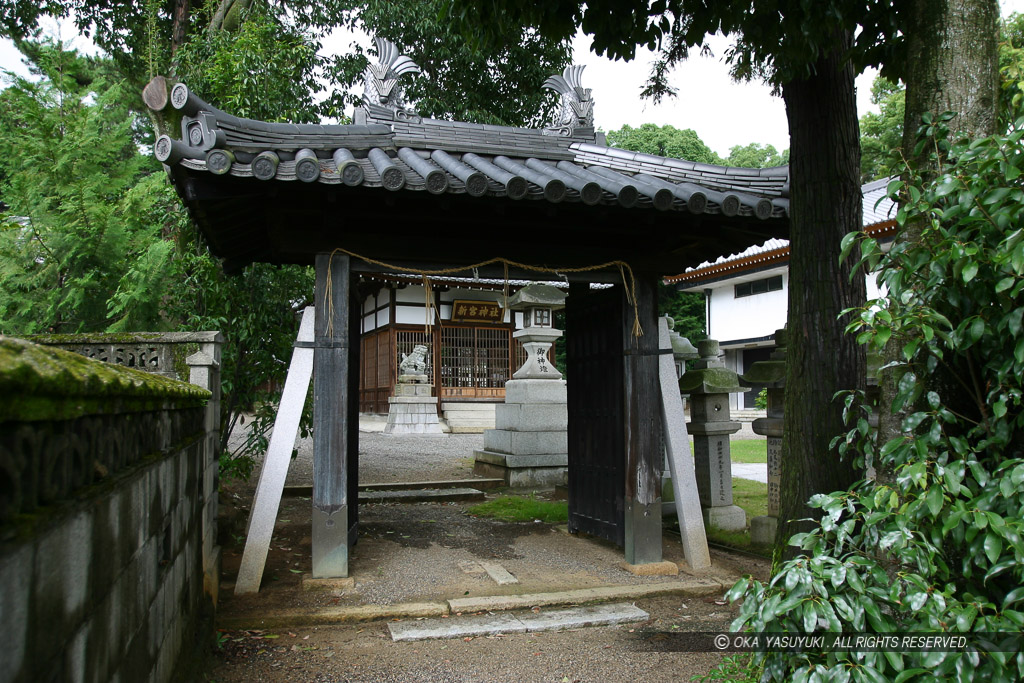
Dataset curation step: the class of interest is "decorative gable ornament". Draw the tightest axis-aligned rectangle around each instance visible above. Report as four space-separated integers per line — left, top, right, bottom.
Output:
362 37 422 123
542 65 594 137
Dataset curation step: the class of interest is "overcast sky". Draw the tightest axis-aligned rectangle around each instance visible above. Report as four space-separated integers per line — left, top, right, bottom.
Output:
2 1 1023 158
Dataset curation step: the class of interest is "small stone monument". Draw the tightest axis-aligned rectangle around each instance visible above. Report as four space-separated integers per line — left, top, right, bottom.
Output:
384 343 445 435
678 339 748 531
740 328 787 545
474 284 567 486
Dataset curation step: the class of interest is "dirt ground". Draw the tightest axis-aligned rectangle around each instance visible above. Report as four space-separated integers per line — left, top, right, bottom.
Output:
204 431 769 682
206 592 752 683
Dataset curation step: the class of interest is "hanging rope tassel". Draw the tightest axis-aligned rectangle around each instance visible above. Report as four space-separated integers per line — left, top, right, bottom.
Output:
422 275 434 335
324 251 337 338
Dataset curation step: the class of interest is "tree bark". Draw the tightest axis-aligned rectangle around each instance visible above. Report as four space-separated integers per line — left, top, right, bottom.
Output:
775 30 867 560
875 0 1000 457
171 0 192 55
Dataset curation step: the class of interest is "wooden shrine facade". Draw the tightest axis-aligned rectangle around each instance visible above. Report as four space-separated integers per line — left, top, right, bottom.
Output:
146 38 791 581
357 274 553 413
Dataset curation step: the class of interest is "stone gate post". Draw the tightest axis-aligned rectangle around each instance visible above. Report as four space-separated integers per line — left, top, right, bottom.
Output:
740 328 787 545
679 339 748 531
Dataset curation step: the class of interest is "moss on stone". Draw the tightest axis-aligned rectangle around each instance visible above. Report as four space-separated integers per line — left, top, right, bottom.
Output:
0 336 210 423
172 343 200 381
740 359 787 385
678 366 747 394
25 332 166 345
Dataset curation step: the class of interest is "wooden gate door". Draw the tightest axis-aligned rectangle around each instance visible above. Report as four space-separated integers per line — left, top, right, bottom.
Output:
566 283 625 546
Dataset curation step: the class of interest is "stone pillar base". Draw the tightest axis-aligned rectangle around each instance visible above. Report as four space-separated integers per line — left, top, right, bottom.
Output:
473 450 567 487
702 504 747 531
750 515 778 545
384 390 445 436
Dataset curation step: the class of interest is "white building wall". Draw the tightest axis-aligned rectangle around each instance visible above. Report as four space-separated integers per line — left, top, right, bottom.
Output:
706 269 789 343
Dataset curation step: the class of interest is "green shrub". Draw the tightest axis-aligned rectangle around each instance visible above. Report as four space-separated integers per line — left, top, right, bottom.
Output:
719 112 1024 682
755 387 768 410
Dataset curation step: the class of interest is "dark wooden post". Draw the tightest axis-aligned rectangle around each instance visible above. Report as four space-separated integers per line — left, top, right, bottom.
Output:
347 277 361 546
313 252 352 577
623 273 663 565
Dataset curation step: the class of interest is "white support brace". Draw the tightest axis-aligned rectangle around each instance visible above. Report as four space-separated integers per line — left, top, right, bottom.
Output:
235 307 315 594
658 317 711 570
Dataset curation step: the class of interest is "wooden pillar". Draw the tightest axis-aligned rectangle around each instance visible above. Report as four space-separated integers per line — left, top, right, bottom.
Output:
313 252 352 577
623 273 663 565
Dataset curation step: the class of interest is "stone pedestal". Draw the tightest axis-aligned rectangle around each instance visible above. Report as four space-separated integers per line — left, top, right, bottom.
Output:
474 379 567 486
679 339 748 531
474 283 568 486
384 382 446 435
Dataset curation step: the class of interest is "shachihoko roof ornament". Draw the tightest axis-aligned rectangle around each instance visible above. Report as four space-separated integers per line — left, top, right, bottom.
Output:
362 37 422 123
542 65 595 138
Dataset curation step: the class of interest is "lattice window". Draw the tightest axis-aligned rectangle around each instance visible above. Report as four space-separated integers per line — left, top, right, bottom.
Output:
440 326 511 389
376 331 391 387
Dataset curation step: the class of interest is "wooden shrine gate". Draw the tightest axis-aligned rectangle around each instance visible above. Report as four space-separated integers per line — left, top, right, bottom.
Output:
566 284 625 545
150 64 789 586
565 279 664 565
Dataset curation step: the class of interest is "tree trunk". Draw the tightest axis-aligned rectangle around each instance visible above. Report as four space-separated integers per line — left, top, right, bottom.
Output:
775 30 867 560
171 0 192 55
875 0 1000 456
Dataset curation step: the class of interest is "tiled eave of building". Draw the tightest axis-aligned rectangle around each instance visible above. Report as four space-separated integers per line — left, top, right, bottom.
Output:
666 219 898 288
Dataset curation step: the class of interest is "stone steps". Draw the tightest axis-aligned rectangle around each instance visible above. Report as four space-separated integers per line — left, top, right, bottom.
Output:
283 479 503 498
441 402 497 433
359 487 485 504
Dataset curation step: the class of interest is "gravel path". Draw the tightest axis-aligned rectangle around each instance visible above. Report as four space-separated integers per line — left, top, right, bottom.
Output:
235 417 764 487
231 421 485 487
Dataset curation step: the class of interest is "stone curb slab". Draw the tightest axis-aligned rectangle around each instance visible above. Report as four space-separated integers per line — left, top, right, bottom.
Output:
217 602 448 630
447 578 726 613
216 578 727 630
389 603 649 642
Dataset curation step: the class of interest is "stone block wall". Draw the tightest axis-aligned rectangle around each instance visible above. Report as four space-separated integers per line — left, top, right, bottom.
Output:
0 337 216 683
29 330 224 607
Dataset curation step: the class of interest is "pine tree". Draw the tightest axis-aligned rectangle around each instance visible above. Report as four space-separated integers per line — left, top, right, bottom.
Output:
0 44 171 333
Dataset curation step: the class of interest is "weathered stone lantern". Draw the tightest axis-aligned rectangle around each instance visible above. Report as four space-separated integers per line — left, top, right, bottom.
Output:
740 328 787 544
666 317 700 379
508 283 565 379
474 283 569 486
678 339 748 531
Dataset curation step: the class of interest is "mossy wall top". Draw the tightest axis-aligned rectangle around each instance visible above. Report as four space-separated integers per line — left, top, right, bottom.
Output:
0 336 210 423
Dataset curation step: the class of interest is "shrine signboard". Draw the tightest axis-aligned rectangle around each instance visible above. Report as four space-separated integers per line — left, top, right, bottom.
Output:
450 300 503 323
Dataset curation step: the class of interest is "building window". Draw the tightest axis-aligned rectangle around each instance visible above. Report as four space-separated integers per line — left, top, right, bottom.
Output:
735 275 783 299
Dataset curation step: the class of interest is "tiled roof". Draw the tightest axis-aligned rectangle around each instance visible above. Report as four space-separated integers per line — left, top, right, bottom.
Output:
666 179 897 285
155 81 789 221
145 40 790 276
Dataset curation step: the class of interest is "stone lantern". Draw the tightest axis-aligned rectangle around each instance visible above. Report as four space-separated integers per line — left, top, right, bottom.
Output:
739 328 787 544
678 339 748 531
666 316 700 379
474 283 569 486
508 283 565 380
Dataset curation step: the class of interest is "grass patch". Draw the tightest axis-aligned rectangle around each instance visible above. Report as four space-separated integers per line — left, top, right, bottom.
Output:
730 477 768 519
468 495 569 523
665 475 770 557
729 439 767 463
705 477 770 557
